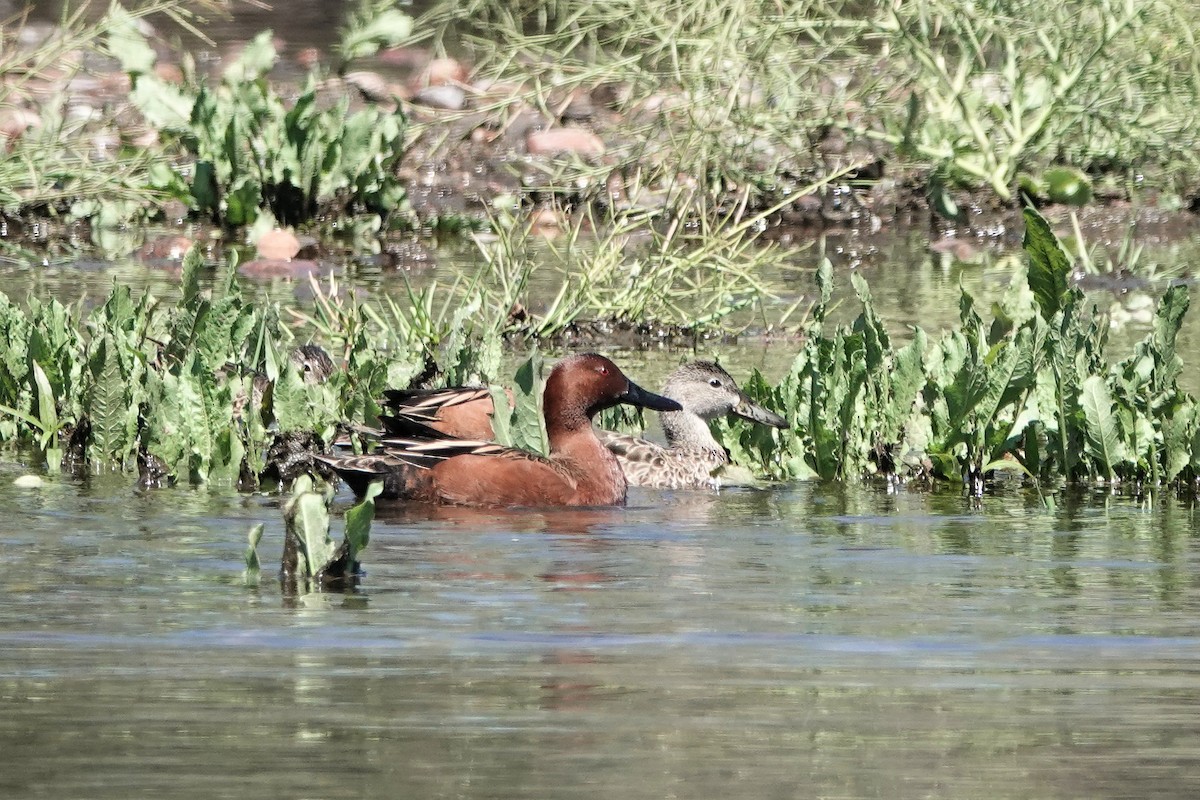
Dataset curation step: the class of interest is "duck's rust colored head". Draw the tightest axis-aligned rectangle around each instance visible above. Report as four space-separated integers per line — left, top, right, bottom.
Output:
542 353 681 434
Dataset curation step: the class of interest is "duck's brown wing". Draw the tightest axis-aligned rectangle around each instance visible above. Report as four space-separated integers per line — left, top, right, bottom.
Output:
313 451 426 499
382 386 492 417
376 434 515 470
381 387 499 440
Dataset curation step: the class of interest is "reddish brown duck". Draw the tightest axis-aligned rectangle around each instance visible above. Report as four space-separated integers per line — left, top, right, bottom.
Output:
380 360 789 490
318 354 681 507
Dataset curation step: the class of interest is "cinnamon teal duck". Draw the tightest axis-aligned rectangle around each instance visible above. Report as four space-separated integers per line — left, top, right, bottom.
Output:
318 353 680 507
380 360 788 490
596 361 787 488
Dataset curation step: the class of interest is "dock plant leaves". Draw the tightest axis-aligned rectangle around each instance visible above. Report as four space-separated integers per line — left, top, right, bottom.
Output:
1079 375 1127 480
343 481 382 564
85 333 127 469
283 475 335 580
1023 207 1072 321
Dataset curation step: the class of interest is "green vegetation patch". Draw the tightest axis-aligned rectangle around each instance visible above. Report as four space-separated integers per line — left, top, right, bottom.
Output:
718 208 1200 493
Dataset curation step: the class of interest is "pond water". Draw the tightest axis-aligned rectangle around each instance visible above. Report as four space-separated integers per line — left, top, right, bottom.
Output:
2 466 1200 799
8 1 1200 793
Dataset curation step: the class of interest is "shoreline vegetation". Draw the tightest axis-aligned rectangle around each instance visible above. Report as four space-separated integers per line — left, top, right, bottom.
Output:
1 206 1198 501
1 2 1200 501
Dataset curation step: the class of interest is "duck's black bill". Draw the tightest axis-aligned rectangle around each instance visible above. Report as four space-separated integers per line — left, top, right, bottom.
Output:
732 395 788 428
620 380 683 412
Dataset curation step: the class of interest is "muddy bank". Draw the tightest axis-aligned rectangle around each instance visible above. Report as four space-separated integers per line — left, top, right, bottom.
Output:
2 12 1199 269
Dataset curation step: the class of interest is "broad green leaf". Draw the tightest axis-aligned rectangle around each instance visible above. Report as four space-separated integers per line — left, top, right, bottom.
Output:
1022 207 1072 321
881 327 926 442
224 31 277 83
87 333 127 468
1079 375 1127 479
31 361 59 447
1163 400 1195 483
272 366 311 432
344 481 382 562
509 352 548 456
489 384 513 446
284 475 334 579
130 75 195 130
1150 285 1189 393
180 244 205 308
982 458 1033 478
104 6 156 75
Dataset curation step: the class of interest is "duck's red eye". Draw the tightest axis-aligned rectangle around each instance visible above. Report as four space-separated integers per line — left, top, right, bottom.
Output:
596 365 609 376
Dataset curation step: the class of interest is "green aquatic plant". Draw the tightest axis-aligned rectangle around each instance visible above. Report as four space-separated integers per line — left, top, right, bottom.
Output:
2 212 1198 497
122 26 410 227
0 1 214 223
280 475 381 590
723 206 1200 492
0 246 427 484
488 350 549 455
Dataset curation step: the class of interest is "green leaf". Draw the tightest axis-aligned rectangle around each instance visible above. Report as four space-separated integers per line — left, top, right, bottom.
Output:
1150 285 1189 392
104 6 156 75
130 75 195 130
180 244 204 309
224 31 277 83
882 327 926 443
1022 207 1072 321
489 384 513 446
509 351 548 455
283 475 334 579
1163 400 1195 483
244 523 264 574
87 333 127 468
31 360 59 447
343 480 382 563
1079 375 1126 479
982 458 1033 478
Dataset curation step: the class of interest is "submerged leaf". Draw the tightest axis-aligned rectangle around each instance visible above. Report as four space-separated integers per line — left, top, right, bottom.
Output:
245 523 264 574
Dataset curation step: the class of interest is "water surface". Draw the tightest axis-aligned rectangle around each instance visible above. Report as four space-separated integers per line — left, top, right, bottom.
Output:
2 470 1198 799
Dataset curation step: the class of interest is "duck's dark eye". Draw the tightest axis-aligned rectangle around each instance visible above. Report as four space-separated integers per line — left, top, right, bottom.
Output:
708 378 722 387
